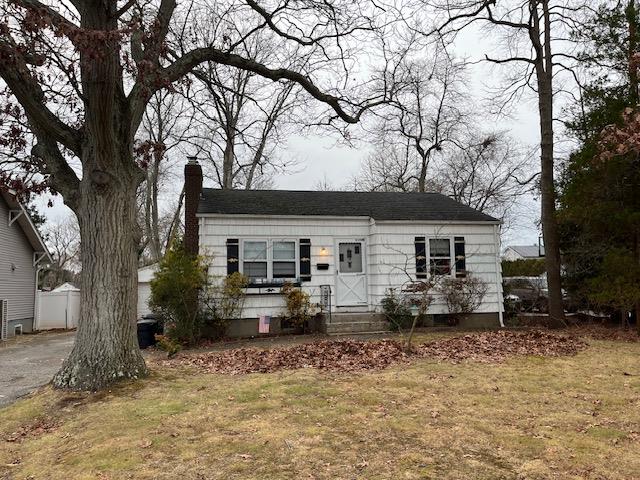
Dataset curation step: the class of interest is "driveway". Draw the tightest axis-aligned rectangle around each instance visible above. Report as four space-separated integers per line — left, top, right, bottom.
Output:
0 331 75 408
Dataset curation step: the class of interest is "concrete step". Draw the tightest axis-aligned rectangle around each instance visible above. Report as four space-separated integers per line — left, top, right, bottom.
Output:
329 313 387 324
325 320 391 334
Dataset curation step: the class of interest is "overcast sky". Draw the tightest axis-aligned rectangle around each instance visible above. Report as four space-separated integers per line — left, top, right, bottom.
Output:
33 22 547 249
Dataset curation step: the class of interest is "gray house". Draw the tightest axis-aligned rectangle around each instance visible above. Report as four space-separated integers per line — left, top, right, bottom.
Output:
0 189 51 339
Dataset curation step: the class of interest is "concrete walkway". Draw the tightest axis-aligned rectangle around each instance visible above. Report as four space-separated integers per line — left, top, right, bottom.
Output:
0 331 75 408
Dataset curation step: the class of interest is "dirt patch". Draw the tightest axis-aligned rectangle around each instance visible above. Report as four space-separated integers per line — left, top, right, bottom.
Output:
4 417 60 444
165 330 587 375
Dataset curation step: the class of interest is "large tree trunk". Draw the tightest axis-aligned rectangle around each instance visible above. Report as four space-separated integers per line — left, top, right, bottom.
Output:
537 0 565 326
53 175 146 390
627 0 639 104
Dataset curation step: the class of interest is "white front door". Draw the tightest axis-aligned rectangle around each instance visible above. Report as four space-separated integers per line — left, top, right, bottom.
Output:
335 240 367 306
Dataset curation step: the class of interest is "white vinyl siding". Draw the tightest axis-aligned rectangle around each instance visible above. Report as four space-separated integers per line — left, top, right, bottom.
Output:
0 196 37 325
198 214 503 318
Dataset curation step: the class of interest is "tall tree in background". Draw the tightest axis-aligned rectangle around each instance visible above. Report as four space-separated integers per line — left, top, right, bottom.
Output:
426 0 582 325
559 0 640 329
137 90 193 263
375 53 470 192
41 218 81 289
0 0 393 390
178 13 303 189
352 131 531 225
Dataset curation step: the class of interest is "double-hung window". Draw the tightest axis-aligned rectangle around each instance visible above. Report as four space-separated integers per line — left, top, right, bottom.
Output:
242 239 297 282
243 241 268 280
429 238 452 276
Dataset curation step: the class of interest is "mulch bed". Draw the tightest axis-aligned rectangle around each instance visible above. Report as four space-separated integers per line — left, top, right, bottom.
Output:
164 330 588 375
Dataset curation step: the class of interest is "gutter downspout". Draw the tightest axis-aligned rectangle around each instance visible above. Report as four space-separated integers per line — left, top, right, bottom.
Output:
494 224 505 328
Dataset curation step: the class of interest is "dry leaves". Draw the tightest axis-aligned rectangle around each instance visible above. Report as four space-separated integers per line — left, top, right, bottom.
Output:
4 417 60 443
165 330 587 375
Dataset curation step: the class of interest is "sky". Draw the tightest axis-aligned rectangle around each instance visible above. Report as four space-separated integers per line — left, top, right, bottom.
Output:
32 19 547 249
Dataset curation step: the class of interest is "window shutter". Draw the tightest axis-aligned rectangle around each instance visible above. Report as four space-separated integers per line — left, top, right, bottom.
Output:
414 236 427 279
454 236 466 278
299 238 311 282
226 239 239 275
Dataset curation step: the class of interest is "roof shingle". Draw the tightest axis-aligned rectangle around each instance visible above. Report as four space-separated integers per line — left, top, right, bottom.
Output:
198 189 499 223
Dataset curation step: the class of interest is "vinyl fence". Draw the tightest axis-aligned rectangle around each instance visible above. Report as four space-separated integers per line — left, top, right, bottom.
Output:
36 290 80 330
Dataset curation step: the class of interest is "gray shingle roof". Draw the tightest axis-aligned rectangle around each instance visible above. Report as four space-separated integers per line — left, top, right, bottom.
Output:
198 189 500 223
507 245 545 258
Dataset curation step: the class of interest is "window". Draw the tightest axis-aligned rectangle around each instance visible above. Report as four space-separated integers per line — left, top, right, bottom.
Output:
272 241 296 278
243 241 268 280
429 238 452 276
241 239 297 281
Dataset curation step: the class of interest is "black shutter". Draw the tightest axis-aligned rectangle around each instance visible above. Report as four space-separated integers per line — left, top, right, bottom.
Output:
226 239 239 275
414 236 427 279
454 236 466 278
299 238 311 282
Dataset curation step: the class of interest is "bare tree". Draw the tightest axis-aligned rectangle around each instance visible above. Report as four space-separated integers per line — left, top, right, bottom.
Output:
421 0 589 324
137 90 192 263
352 140 418 192
433 133 533 225
42 217 80 289
361 50 470 192
0 0 396 390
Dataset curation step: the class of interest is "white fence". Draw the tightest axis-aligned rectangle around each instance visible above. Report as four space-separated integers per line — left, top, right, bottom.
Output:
36 290 80 330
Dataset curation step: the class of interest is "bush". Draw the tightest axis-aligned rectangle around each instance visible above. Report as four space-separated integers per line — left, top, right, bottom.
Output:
502 259 546 277
202 272 249 339
381 288 413 331
149 244 207 345
281 282 317 330
154 334 181 358
438 275 489 325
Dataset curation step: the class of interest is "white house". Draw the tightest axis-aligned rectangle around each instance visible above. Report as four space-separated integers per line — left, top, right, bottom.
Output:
1 189 51 339
137 263 158 318
183 160 504 336
503 245 545 261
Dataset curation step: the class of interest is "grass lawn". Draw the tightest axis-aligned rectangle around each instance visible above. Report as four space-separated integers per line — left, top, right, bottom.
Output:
1 333 639 479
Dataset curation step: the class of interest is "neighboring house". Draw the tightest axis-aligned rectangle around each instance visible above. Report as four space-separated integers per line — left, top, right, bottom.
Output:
137 264 158 318
503 245 545 261
183 160 504 337
51 282 79 292
0 189 51 339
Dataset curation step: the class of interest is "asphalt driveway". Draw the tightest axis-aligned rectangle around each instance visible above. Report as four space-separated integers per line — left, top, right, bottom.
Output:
0 331 75 408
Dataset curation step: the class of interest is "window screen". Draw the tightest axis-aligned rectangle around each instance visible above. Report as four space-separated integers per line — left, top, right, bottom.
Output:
272 241 296 278
429 238 451 276
243 241 268 280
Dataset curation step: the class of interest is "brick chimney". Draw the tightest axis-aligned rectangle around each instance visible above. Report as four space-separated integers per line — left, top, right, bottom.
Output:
184 156 202 256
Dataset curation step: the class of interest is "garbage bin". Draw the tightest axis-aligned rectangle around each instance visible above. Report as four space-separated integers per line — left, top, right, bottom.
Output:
142 313 164 335
137 319 158 349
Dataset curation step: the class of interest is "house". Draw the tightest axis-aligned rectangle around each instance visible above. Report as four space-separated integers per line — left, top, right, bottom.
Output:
137 263 158 318
503 245 545 261
183 160 504 336
0 189 51 339
51 282 79 292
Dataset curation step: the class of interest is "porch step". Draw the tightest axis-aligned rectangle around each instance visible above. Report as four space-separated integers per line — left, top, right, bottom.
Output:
324 313 391 335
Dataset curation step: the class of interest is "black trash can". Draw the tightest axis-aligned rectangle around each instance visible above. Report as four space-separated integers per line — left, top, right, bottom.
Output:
142 313 164 335
137 319 158 349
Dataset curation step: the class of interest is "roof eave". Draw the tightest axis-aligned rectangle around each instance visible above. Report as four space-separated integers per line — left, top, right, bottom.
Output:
1 189 52 262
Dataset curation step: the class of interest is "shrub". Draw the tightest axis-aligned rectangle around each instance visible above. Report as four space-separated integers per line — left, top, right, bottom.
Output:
438 275 489 325
381 288 413 331
149 244 207 345
502 259 546 277
202 272 249 339
154 334 181 358
281 282 317 330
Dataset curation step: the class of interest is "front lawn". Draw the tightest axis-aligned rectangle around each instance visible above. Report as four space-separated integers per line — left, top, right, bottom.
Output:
1 330 639 479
